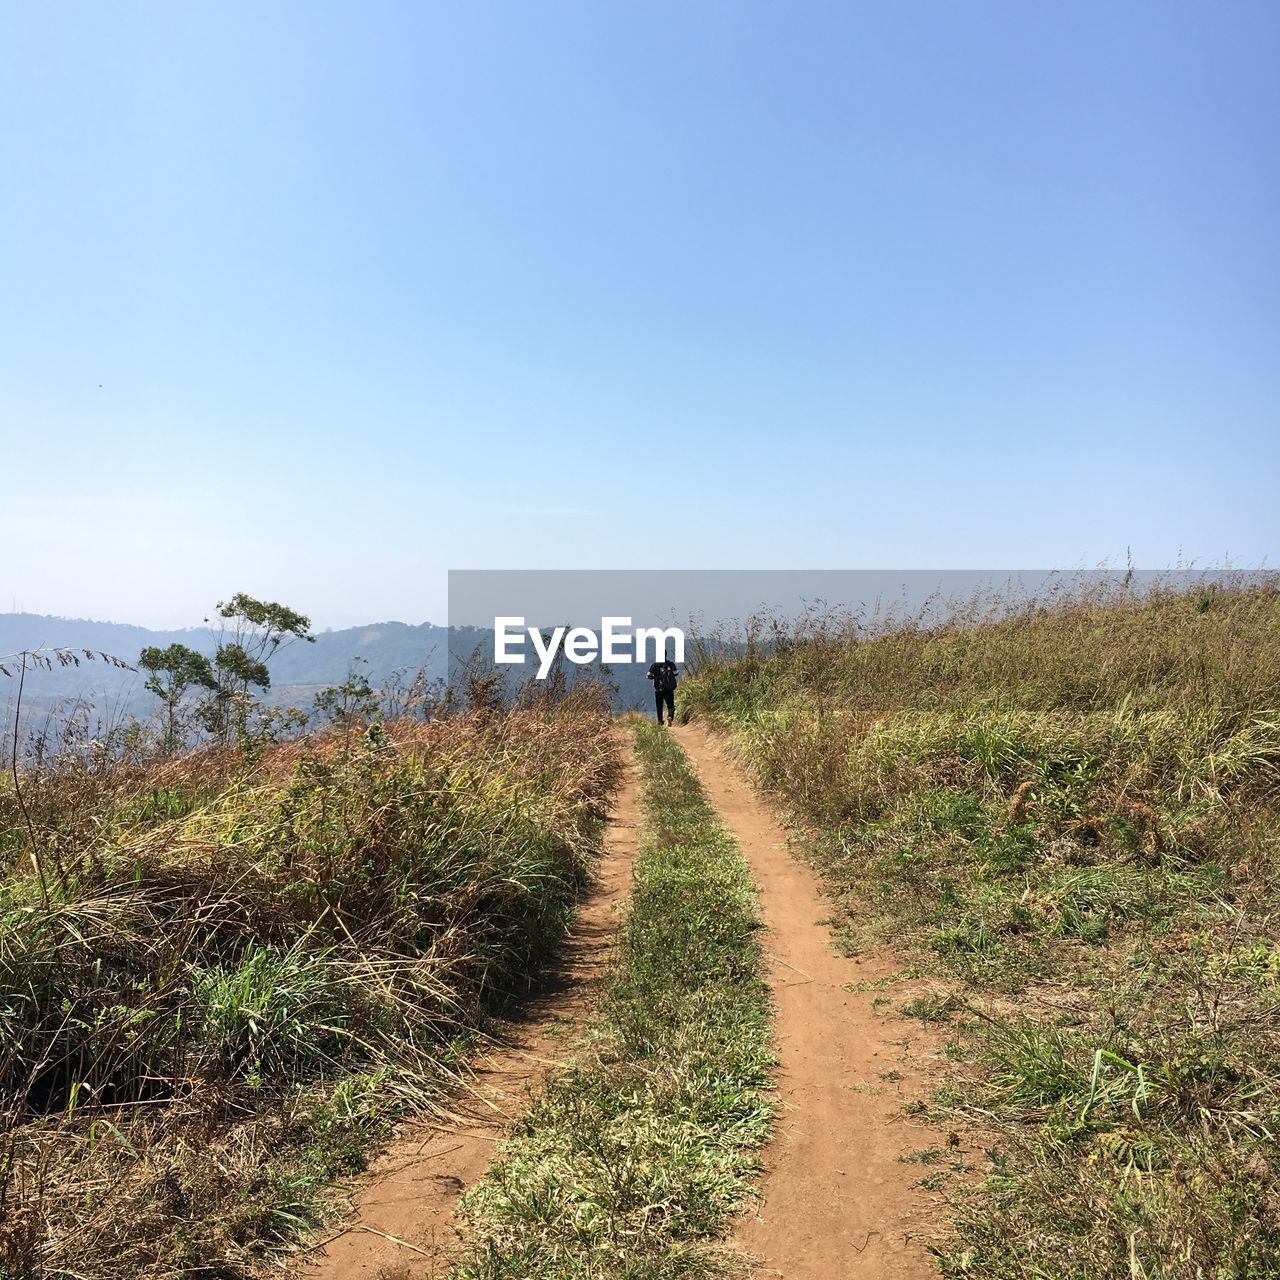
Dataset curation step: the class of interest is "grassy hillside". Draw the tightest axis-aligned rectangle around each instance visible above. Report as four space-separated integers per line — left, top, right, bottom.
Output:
0 689 618 1279
680 577 1280 1277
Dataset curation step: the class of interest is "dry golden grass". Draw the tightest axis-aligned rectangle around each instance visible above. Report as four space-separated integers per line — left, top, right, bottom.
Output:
682 575 1280 1278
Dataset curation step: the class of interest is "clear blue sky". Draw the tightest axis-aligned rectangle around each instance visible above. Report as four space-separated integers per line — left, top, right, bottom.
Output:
3 2 1277 628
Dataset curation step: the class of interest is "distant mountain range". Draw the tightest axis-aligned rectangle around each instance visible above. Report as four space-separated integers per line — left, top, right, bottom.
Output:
0 613 455 726
0 613 661 729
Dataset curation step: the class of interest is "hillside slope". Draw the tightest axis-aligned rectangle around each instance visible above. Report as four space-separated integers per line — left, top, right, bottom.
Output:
680 577 1280 1278
0 690 619 1277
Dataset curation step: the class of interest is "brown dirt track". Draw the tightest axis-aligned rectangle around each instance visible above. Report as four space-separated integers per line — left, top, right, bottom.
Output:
297 722 944 1279
674 721 941 1280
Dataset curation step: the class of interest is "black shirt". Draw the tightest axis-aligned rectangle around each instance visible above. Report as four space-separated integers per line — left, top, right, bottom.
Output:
648 660 679 692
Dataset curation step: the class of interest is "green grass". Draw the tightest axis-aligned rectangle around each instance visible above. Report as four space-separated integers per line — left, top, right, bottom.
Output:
449 717 773 1280
680 577 1280 1279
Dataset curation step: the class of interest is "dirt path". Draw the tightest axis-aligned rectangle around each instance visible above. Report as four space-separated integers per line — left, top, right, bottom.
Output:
297 736 640 1280
674 723 941 1280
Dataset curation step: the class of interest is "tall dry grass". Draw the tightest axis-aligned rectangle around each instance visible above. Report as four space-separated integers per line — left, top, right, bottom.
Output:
681 575 1280 1277
0 686 619 1279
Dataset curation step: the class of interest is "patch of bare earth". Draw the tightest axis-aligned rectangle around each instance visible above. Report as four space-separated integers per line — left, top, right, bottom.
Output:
293 735 641 1280
674 722 945 1280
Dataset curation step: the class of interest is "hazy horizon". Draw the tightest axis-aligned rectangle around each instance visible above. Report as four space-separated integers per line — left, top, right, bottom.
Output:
0 606 447 633
4 562 1273 636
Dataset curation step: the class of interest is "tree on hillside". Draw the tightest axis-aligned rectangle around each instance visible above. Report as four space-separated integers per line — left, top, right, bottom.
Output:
313 657 379 730
139 643 217 752
202 594 315 745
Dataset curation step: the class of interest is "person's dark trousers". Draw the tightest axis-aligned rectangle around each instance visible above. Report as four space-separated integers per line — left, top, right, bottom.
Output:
655 688 675 724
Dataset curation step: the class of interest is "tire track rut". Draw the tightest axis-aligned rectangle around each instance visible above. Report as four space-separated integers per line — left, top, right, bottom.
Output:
675 722 940 1280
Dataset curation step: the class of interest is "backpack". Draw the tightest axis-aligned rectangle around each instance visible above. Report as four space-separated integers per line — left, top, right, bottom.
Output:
653 661 678 692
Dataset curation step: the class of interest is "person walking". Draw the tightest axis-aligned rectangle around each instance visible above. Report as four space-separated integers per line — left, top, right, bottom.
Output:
646 649 679 725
